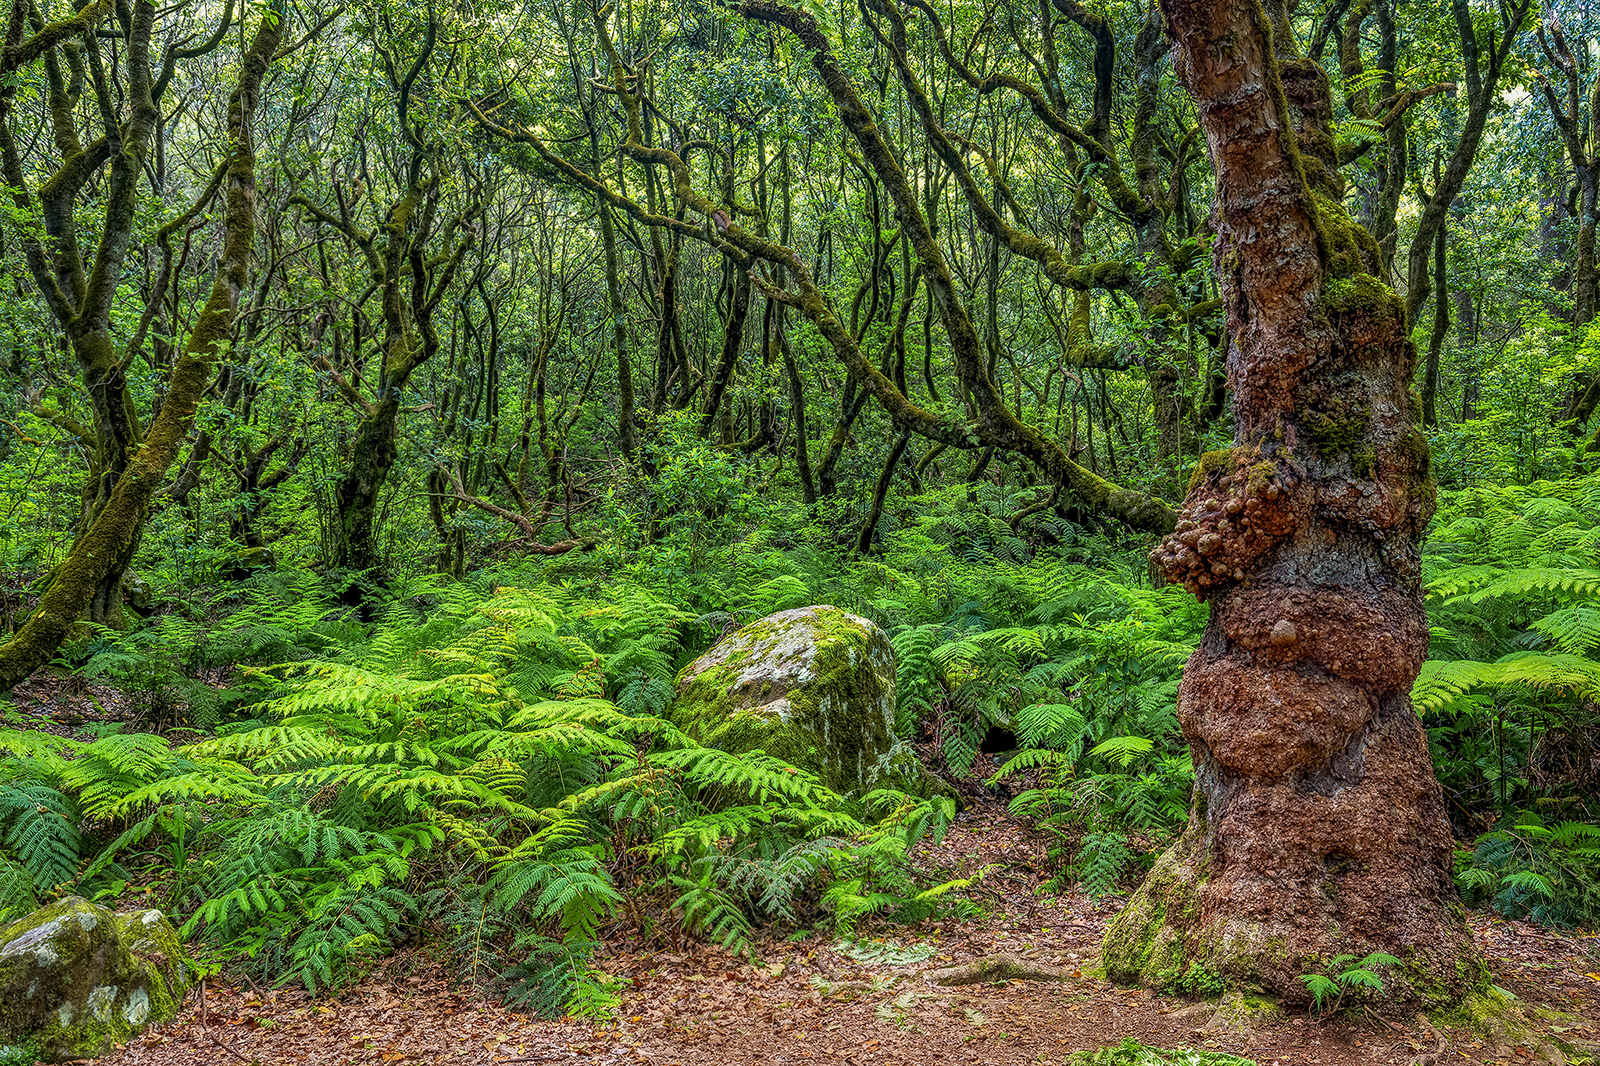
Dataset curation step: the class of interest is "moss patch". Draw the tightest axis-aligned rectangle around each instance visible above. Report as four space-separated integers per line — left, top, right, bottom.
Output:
1187 449 1235 496
1103 836 1207 987
672 606 920 794
1311 192 1383 281
1299 397 1369 458
1319 271 1402 321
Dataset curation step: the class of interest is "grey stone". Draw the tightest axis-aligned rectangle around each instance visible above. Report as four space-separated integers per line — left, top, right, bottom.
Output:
0 898 190 1061
672 605 922 793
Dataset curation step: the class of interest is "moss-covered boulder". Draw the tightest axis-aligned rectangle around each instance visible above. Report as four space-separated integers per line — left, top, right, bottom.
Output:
0 897 190 1062
673 605 919 793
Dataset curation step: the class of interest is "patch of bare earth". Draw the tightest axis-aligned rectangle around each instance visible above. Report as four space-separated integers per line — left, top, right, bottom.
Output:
93 804 1599 1066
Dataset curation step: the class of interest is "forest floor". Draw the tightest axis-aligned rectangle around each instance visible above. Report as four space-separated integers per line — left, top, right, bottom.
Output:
84 801 1600 1066
13 673 1599 1066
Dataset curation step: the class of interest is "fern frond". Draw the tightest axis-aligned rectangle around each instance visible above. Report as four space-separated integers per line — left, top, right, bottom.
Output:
1411 659 1503 713
1087 735 1153 769
649 748 838 807
1463 567 1600 605
0 783 81 889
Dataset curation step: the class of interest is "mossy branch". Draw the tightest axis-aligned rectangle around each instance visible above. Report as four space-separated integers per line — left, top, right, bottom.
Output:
0 3 282 692
868 0 1134 294
1 0 115 71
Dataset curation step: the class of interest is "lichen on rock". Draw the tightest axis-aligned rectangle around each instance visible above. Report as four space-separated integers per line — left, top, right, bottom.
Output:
671 605 920 793
0 897 191 1061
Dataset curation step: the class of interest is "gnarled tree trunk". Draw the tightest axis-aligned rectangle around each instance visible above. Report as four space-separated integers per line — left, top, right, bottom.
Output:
1104 0 1480 1008
0 5 282 691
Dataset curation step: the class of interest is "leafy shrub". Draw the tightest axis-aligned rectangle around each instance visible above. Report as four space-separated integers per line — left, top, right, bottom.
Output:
0 577 961 1013
1456 816 1600 927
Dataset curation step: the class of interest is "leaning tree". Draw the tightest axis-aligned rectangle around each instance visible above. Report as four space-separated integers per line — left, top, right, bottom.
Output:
1102 0 1496 1006
0 0 284 690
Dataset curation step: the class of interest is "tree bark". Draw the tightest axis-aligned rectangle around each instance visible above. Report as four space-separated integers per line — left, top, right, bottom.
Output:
0 5 281 690
1106 0 1479 1008
1422 162 1449 429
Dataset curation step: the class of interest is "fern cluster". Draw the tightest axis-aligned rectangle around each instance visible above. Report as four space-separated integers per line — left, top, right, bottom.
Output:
0 577 960 1013
1419 476 1600 924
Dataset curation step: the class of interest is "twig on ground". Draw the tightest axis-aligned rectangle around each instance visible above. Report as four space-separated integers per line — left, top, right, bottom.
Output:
195 980 254 1066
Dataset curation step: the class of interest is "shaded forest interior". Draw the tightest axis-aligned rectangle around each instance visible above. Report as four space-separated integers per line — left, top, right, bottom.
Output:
1 0 1599 1048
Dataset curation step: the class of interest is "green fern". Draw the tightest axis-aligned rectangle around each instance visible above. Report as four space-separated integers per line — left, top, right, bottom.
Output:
0 783 81 891
0 853 37 923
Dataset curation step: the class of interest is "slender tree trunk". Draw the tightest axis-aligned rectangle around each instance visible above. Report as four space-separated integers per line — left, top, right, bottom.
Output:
599 196 637 457
817 379 870 497
1576 169 1598 327
1107 0 1479 1008
699 267 752 437
857 432 910 554
0 6 281 690
777 332 817 506
1422 178 1449 429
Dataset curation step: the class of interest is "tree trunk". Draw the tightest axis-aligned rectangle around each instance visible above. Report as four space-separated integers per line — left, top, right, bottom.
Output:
334 396 404 576
598 195 637 457
1576 168 1598 327
1422 214 1448 428
0 6 281 691
699 266 753 437
857 431 910 554
1107 0 1480 1008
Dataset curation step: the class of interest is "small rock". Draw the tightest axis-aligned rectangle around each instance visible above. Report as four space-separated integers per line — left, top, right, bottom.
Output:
672 606 920 793
0 897 191 1061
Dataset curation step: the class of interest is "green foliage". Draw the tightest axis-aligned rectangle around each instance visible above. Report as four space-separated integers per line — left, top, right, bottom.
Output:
1298 952 1400 1014
1415 476 1600 924
0 781 79 896
917 559 1204 899
1456 816 1600 926
1000 747 1192 899
1064 1039 1255 1066
1154 962 1224 998
0 853 36 924
495 935 626 1020
0 573 962 1014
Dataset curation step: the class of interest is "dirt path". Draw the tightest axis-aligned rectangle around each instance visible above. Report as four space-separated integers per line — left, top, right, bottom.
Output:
97 808 1600 1066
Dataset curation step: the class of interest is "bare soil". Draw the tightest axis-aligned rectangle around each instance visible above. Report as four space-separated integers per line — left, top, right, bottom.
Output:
90 804 1600 1066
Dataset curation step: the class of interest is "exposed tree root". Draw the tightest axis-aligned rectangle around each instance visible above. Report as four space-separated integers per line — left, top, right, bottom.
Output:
922 953 1072 987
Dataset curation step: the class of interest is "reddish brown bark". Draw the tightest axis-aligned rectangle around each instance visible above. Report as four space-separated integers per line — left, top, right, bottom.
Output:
1104 1 1479 1007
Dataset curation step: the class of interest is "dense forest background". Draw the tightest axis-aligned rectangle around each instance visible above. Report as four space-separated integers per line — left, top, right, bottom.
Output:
1 0 1599 1020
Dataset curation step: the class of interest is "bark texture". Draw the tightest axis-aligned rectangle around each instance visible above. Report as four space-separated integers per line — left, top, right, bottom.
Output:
1104 1 1480 1008
0 6 281 691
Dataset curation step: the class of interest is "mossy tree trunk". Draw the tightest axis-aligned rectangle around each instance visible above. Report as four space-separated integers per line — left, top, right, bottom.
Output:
291 13 472 591
1107 0 1480 1009
0 0 240 626
1400 0 1529 327
0 4 283 691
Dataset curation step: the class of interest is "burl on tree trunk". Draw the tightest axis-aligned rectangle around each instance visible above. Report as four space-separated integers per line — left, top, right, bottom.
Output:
1103 2 1482 1007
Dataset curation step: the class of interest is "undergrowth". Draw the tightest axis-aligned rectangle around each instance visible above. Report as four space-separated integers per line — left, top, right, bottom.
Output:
0 579 959 1012
4 471 1600 1020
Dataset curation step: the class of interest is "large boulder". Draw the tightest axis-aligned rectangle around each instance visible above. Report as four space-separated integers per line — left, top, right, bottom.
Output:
673 605 920 792
0 897 190 1062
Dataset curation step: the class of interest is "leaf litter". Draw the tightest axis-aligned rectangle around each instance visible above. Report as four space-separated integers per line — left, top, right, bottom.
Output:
92 801 1599 1066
